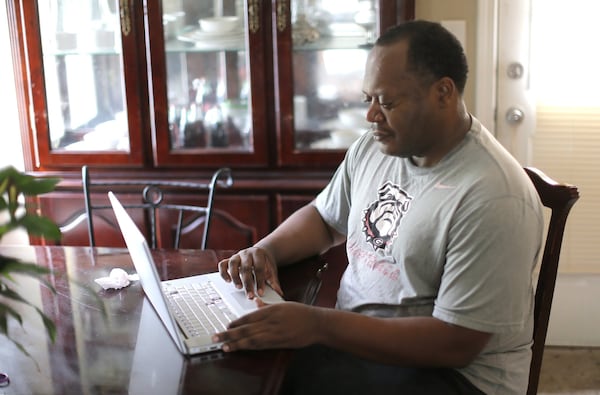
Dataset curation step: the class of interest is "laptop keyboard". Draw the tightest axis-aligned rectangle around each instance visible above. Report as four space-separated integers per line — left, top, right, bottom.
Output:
163 281 237 338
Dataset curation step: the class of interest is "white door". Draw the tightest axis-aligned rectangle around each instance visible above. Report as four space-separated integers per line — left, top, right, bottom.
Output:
495 0 600 275
494 0 600 347
495 0 536 165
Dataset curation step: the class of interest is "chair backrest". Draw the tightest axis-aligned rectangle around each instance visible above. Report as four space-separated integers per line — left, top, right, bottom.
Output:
524 167 579 395
82 166 233 250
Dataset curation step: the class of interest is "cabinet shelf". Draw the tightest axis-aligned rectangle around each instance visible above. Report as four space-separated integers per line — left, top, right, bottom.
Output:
43 48 122 56
293 36 373 51
167 35 372 53
165 40 245 53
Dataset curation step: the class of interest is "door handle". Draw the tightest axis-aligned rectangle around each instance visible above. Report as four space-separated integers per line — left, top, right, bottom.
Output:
505 107 525 124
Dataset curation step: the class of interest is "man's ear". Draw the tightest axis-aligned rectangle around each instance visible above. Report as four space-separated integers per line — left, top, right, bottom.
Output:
435 77 456 106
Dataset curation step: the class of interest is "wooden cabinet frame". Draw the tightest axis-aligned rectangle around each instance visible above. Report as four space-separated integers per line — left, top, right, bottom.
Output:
8 0 414 249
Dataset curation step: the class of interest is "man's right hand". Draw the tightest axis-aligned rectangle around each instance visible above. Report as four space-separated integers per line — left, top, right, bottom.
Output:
217 246 283 300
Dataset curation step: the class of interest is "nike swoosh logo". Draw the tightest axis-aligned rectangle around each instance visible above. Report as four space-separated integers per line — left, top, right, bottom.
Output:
434 182 456 190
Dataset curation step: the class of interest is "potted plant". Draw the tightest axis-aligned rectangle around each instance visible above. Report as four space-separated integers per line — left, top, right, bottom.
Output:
0 165 61 356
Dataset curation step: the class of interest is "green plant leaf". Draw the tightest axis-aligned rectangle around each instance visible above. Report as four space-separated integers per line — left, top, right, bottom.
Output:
19 177 60 196
37 306 57 342
0 166 19 186
0 224 18 239
0 166 61 361
0 283 34 304
18 214 62 240
0 309 7 334
0 255 57 343
0 256 57 304
0 282 57 343
0 255 51 276
0 302 24 334
0 167 59 195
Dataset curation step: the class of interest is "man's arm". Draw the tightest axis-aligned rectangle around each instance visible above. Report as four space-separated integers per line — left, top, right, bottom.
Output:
256 203 345 265
315 308 491 367
215 300 491 368
218 203 345 298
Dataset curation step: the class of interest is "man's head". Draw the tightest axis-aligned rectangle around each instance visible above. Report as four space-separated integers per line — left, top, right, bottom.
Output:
361 20 471 166
376 20 468 95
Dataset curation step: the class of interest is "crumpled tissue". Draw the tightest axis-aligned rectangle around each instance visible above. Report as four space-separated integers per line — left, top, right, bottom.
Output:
94 268 140 290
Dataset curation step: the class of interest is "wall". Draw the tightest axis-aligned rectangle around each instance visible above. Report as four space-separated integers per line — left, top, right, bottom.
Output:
415 0 479 111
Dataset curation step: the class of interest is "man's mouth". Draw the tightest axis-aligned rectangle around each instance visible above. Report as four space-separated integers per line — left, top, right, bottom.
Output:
372 130 391 142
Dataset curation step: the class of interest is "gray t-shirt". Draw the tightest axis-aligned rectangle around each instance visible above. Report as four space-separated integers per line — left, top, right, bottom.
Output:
314 117 544 395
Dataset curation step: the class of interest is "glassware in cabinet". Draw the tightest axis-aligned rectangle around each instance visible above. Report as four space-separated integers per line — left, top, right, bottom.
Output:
149 0 268 167
273 0 413 167
274 0 379 167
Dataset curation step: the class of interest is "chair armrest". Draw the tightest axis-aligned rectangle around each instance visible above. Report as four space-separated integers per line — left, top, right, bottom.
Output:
278 257 329 305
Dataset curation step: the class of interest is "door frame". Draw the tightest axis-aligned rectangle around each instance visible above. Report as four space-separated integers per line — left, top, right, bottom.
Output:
473 0 498 133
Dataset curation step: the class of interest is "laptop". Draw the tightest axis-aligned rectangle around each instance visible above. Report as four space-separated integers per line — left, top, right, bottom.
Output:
108 191 284 356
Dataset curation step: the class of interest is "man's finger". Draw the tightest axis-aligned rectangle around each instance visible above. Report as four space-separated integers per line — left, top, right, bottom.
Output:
227 256 244 289
217 258 232 282
240 264 257 298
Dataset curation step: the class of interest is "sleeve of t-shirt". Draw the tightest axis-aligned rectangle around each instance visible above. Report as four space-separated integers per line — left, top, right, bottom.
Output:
433 196 543 333
314 158 352 236
313 133 371 236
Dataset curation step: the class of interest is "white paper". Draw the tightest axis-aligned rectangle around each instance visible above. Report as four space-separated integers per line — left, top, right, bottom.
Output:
95 268 140 290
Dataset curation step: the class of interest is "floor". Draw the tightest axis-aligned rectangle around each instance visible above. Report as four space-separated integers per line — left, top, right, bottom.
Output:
538 347 600 395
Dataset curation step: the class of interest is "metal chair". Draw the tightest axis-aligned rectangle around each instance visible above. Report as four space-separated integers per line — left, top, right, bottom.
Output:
524 167 580 395
82 166 233 250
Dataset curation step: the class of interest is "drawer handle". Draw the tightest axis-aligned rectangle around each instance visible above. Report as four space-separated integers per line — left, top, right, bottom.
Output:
119 0 131 36
248 0 261 33
276 0 288 32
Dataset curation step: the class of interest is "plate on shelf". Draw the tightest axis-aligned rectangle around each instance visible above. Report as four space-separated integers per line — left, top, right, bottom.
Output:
326 23 368 37
177 27 245 50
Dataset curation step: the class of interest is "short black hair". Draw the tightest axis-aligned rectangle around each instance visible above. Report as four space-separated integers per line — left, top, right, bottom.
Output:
376 20 469 94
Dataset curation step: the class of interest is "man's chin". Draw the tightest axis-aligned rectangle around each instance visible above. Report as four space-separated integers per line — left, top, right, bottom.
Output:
376 142 405 158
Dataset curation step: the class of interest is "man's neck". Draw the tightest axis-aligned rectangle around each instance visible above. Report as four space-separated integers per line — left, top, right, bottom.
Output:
411 112 472 168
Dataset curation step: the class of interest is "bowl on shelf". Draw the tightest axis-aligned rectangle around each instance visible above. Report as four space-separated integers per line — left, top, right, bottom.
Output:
198 16 241 33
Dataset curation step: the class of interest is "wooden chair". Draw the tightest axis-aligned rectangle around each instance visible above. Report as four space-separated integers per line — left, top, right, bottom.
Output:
82 166 233 250
524 167 580 395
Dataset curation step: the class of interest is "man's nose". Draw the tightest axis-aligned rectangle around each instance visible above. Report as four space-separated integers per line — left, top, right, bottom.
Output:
365 100 383 123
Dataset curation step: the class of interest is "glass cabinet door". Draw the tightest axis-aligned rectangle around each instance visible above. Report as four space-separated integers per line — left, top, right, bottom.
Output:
26 0 147 167
274 0 405 167
149 0 268 167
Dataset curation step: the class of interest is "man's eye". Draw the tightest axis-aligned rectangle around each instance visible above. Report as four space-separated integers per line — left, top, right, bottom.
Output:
362 95 372 103
380 102 393 109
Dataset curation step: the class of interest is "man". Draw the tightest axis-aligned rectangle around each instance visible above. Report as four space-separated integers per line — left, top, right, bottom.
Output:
214 20 543 395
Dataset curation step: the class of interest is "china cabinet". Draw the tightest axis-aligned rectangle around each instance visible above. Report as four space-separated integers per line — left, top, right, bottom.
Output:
7 0 414 250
